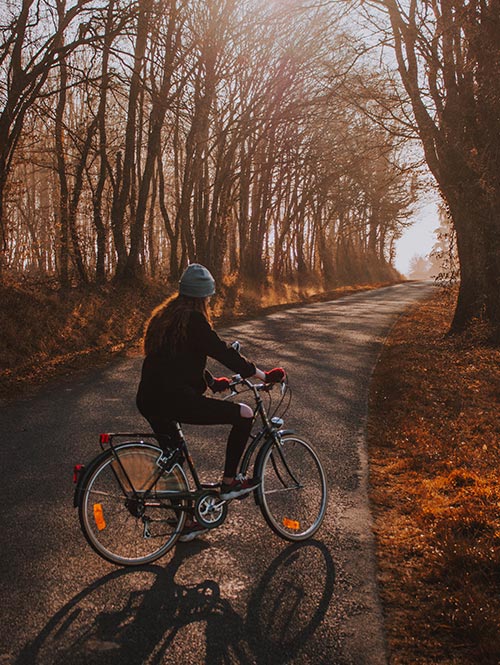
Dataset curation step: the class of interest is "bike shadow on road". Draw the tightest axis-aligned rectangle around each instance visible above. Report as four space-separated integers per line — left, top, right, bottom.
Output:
15 540 335 665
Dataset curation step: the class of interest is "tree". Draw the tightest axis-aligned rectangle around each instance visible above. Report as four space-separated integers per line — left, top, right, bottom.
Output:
124 0 183 280
1 0 416 290
369 0 500 338
0 0 97 279
428 204 458 283
408 254 431 280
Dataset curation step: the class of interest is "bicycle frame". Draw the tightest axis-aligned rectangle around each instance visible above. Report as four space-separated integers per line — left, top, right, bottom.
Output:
78 378 293 512
230 378 295 477
76 371 327 565
95 423 217 506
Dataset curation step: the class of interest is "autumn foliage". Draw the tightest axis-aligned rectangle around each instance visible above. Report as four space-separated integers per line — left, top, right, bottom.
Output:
368 289 500 663
0 0 414 288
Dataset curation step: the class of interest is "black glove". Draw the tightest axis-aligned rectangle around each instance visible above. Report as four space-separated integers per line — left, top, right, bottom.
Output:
210 377 231 393
264 367 286 383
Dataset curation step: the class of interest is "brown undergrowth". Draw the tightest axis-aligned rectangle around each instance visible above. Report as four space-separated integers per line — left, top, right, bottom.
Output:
368 289 500 664
0 276 395 399
0 281 166 398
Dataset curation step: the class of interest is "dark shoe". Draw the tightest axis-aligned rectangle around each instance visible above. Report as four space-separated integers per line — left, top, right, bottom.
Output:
220 474 261 500
178 520 209 543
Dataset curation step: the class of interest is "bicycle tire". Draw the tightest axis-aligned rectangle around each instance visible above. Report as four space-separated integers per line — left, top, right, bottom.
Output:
78 443 188 566
255 436 327 541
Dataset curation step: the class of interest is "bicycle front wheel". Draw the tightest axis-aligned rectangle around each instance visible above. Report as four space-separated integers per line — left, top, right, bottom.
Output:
78 443 188 566
256 437 327 541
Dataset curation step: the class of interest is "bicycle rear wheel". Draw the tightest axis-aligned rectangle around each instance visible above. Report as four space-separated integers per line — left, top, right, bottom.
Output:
256 437 327 540
78 443 188 566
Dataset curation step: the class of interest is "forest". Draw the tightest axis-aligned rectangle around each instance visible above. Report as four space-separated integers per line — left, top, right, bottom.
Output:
1 0 500 334
1 2 500 661
0 0 417 292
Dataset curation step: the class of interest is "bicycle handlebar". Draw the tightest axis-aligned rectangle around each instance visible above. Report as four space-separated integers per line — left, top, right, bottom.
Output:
219 341 287 398
228 374 285 395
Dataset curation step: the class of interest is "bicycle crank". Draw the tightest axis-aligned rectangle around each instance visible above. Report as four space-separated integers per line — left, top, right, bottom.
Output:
194 491 228 529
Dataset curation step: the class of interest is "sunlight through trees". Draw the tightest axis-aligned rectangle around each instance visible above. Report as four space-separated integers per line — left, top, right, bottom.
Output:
0 0 416 289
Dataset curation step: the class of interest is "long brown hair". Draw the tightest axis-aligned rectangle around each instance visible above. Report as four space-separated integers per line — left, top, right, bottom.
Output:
144 294 211 356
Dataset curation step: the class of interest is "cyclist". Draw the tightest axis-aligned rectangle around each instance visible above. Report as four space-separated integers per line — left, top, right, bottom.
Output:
136 263 285 541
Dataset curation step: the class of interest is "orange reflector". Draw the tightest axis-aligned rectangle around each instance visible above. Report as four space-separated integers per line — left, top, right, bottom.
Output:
283 517 300 530
93 503 106 531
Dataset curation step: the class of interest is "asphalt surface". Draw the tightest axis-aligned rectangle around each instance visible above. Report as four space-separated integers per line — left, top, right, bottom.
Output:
0 282 434 665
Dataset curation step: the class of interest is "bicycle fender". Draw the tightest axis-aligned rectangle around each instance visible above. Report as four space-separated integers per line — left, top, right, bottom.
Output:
73 449 110 508
253 445 267 508
252 431 295 507
73 441 164 508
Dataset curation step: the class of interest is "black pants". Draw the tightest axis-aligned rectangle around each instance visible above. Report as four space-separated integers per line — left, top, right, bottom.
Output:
137 393 253 478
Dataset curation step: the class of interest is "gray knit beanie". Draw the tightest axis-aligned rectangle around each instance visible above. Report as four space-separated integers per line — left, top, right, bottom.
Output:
179 264 216 298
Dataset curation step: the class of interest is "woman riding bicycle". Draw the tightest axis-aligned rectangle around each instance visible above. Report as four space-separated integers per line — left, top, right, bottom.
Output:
136 263 285 540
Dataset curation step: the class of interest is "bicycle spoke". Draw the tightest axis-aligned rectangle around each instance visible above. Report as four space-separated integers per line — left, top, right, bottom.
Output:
79 444 188 565
257 437 327 541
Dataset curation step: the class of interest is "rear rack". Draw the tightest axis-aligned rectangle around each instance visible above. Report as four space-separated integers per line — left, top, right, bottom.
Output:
99 432 158 451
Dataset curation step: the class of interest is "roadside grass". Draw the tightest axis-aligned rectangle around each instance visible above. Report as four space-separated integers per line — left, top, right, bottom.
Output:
0 280 167 397
368 289 500 664
0 276 397 398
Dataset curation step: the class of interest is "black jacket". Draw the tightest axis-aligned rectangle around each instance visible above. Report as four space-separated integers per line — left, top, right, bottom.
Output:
136 311 255 411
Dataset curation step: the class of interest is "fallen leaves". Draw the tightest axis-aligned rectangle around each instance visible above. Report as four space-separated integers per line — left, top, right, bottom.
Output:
368 288 500 664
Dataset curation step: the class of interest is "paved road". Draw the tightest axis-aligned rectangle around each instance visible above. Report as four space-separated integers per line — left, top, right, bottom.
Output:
0 282 434 665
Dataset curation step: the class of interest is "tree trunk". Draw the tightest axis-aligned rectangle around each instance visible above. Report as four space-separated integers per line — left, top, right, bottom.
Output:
93 0 115 284
111 0 151 279
380 0 500 337
0 173 8 278
110 151 128 276
158 154 181 282
55 50 70 287
447 186 500 336
438 154 489 329
67 118 98 284
483 208 500 340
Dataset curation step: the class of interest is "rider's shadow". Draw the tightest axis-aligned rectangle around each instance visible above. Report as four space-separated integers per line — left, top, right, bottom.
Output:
16 541 335 665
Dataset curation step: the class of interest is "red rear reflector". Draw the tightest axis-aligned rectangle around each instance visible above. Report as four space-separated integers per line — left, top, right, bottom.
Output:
100 433 110 444
73 464 84 483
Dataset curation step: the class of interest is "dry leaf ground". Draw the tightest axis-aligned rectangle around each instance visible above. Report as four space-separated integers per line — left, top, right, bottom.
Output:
368 288 500 664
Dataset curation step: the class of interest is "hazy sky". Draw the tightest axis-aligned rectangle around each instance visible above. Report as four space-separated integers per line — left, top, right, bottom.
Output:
394 198 439 276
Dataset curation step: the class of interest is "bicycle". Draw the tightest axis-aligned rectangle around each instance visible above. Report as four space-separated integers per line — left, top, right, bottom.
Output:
73 353 328 566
